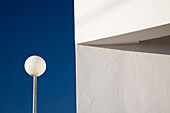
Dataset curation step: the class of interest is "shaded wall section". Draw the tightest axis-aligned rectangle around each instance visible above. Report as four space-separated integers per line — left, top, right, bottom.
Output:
76 36 170 113
90 35 170 55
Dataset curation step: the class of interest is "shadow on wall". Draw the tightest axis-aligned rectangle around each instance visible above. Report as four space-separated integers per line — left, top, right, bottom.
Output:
88 35 170 55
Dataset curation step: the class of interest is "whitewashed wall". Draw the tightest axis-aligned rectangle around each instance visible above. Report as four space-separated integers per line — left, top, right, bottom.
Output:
75 0 170 113
76 37 170 113
75 0 170 45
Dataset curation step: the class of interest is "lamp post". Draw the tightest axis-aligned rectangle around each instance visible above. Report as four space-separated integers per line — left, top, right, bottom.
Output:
24 55 46 113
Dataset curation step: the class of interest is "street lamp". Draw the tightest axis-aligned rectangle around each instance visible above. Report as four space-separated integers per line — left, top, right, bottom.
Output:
24 55 46 113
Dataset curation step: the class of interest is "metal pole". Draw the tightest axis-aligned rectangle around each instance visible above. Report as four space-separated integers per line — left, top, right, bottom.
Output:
33 76 37 113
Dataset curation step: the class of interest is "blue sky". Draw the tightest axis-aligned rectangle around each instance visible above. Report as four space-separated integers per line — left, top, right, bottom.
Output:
0 0 76 113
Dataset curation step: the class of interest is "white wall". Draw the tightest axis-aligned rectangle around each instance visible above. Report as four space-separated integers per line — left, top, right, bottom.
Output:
75 0 170 112
75 0 170 44
76 37 170 113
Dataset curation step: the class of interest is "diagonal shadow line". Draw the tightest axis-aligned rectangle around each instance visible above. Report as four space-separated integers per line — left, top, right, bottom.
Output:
83 35 170 55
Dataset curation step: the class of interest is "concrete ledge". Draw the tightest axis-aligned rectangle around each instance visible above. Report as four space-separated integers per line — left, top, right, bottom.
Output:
75 0 170 45
80 24 170 45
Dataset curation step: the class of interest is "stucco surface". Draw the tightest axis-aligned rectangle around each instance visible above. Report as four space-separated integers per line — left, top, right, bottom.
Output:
76 45 170 113
75 0 170 44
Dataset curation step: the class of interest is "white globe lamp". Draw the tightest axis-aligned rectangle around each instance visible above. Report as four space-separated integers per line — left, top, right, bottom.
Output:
24 55 46 76
24 55 46 113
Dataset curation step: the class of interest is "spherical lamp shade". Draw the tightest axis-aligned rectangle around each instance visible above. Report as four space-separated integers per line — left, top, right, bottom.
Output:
24 55 46 76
